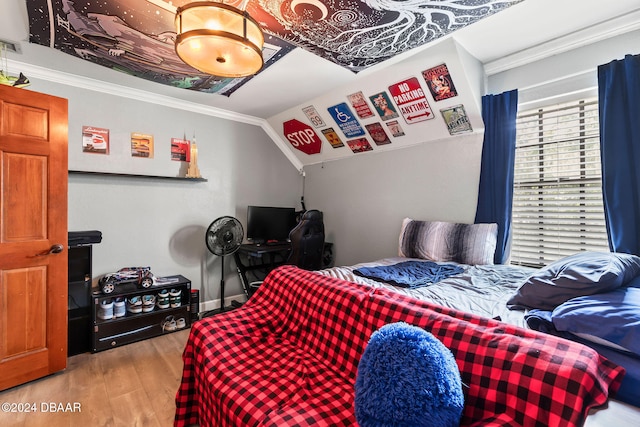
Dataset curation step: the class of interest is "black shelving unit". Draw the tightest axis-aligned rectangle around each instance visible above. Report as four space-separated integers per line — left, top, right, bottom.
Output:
91 275 191 352
68 245 93 356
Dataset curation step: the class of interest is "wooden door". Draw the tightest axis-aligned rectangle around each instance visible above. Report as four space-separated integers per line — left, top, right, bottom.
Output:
0 85 68 390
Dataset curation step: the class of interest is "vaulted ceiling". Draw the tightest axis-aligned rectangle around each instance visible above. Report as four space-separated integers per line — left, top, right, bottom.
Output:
24 0 522 96
2 0 640 120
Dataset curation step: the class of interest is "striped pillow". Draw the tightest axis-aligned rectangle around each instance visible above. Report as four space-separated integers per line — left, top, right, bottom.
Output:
398 218 498 265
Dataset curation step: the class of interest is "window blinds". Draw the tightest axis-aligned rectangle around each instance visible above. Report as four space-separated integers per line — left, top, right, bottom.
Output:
511 99 609 267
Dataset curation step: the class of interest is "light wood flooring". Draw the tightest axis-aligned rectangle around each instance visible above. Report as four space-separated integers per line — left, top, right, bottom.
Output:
1 327 639 427
0 329 190 427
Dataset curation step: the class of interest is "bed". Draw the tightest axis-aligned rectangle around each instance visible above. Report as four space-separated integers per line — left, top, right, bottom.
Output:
176 218 640 425
319 256 534 328
318 219 640 411
176 265 625 427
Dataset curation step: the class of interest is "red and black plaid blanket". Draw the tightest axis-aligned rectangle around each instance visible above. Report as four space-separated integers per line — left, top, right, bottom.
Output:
175 266 624 427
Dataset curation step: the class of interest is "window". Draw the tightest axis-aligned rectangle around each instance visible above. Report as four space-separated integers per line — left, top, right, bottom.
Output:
510 98 609 268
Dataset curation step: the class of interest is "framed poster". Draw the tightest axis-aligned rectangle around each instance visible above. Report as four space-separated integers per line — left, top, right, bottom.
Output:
131 132 154 158
171 138 190 162
302 105 325 128
321 128 345 148
346 137 373 153
422 63 458 101
82 126 109 154
369 91 399 121
386 120 405 137
440 105 472 135
365 123 391 146
347 91 374 119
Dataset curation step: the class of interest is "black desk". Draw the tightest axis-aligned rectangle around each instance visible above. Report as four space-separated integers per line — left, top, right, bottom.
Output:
234 242 291 297
234 242 334 298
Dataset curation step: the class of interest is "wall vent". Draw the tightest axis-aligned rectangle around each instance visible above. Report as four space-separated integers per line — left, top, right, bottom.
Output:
0 40 22 54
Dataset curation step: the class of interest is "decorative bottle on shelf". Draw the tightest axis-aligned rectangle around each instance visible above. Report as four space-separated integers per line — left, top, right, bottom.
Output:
186 135 202 178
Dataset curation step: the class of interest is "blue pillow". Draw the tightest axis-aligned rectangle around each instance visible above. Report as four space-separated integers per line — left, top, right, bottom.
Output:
507 251 640 311
354 322 464 427
552 286 640 355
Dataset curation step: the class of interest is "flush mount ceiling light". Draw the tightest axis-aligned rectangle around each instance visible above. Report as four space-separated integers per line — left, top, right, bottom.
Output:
175 1 264 78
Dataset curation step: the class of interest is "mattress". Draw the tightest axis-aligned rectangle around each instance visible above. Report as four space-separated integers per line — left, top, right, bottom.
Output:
318 256 535 329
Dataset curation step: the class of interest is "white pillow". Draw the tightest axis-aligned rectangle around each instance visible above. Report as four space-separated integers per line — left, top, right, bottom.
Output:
398 218 497 265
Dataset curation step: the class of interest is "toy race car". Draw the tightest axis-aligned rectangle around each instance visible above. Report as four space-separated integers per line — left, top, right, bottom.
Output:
99 267 155 294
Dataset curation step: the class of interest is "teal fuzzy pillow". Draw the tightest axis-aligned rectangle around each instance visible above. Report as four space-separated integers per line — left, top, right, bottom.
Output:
354 322 464 427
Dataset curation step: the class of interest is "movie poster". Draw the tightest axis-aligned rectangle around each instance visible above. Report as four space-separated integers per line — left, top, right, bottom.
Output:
346 137 373 153
369 91 399 121
365 123 392 146
171 137 190 162
386 120 405 137
82 126 109 154
422 63 458 101
131 132 154 158
347 91 374 119
440 105 473 135
302 105 325 128
321 128 345 148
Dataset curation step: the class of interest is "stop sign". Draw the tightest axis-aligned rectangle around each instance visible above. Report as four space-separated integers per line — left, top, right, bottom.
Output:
283 119 322 155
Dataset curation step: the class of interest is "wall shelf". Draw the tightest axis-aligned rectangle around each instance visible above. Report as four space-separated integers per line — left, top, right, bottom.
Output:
68 170 207 182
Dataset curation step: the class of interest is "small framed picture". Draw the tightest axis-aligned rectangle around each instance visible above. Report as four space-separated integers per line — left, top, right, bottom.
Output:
131 132 154 158
82 126 109 154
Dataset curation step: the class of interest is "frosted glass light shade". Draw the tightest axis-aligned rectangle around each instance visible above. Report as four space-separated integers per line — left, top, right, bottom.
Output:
175 2 264 78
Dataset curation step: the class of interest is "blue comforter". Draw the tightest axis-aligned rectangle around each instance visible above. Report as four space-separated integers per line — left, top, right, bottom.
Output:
354 260 464 288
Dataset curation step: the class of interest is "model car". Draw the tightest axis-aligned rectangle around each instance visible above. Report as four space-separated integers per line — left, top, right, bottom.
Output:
99 267 155 294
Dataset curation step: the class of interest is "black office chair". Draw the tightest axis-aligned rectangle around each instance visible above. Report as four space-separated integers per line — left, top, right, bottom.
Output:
287 209 325 270
247 210 325 297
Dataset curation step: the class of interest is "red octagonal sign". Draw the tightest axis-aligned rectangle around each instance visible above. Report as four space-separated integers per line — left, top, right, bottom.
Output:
283 119 322 155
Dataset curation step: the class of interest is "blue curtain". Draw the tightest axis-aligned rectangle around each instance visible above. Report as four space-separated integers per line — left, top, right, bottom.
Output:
474 89 518 264
598 54 640 255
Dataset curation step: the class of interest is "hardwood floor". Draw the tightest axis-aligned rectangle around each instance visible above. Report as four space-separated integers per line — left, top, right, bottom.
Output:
1 326 638 427
0 329 190 427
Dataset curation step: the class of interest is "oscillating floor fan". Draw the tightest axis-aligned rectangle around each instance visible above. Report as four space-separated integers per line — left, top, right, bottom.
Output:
205 216 243 314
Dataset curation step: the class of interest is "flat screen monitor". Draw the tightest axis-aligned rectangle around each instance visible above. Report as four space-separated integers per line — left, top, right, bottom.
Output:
246 206 297 244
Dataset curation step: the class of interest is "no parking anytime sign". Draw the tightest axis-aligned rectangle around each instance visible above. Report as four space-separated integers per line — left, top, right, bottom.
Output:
388 77 434 124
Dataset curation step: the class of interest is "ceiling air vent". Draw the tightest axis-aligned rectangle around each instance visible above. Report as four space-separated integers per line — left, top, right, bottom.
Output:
0 39 22 54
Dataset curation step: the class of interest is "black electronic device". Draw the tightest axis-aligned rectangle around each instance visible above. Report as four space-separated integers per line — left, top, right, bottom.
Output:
246 205 297 244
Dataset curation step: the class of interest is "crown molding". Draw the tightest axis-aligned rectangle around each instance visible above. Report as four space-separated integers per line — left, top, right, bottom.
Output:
484 9 640 76
6 58 264 126
260 122 305 171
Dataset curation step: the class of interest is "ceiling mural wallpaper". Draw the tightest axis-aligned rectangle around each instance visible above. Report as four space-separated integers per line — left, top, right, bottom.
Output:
27 0 295 96
26 0 523 96
256 0 523 71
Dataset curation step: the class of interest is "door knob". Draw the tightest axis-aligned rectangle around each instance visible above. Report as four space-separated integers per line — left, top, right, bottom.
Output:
37 244 64 256
48 244 64 254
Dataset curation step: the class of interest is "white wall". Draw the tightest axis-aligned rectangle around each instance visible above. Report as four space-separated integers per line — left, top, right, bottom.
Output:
304 133 483 266
488 29 640 108
23 77 302 309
